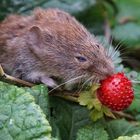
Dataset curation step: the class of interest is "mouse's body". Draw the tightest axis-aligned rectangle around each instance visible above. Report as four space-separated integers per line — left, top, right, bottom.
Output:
0 8 114 87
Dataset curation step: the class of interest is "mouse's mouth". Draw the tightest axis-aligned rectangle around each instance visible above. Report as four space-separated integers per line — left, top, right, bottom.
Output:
92 68 115 81
91 71 108 82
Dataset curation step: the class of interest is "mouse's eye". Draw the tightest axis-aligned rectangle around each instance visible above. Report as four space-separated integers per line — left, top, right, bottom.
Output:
75 56 87 62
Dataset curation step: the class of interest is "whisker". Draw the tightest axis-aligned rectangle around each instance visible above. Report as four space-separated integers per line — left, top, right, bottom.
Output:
48 75 86 93
121 56 130 59
121 57 132 62
110 40 125 59
115 40 126 52
93 77 99 83
107 36 114 57
82 75 95 88
107 44 113 58
111 43 123 59
118 47 127 52
119 52 130 57
78 75 96 93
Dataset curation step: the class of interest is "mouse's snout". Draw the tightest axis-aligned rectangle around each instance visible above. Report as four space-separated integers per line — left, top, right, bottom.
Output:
104 69 115 77
87 59 115 80
101 64 115 79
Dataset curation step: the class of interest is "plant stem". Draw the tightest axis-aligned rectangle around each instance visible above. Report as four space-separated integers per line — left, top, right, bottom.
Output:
50 92 79 103
131 80 140 84
112 111 135 120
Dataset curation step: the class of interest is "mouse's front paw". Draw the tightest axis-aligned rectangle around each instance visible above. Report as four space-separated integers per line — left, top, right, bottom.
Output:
41 76 58 88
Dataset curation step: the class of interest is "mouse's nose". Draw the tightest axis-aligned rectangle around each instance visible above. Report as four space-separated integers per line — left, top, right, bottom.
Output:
108 70 115 76
104 68 115 78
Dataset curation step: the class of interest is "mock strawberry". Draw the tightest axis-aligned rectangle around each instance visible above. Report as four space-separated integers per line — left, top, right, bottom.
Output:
97 72 134 111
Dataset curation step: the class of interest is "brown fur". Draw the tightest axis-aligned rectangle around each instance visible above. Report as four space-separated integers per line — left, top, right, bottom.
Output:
0 8 114 86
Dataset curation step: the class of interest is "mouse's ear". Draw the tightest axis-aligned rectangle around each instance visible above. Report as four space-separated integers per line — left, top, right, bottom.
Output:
28 26 44 56
29 26 42 46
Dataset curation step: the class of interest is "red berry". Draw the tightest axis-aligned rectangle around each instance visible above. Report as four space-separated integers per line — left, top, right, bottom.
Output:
97 72 134 111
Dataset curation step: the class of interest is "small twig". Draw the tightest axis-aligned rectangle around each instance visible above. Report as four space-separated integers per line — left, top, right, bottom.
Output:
0 65 5 76
50 91 79 103
0 64 34 87
3 74 34 87
55 94 78 102
119 17 136 24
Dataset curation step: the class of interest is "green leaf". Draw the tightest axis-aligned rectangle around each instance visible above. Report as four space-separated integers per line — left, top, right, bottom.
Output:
77 2 106 35
0 82 52 140
91 84 100 94
78 91 94 109
106 119 140 140
127 72 140 113
92 99 102 111
112 0 140 47
112 23 140 46
0 0 97 21
78 84 100 110
123 70 140 120
49 96 91 140
90 109 103 122
78 92 101 110
42 0 97 15
25 85 50 117
76 122 108 140
102 106 116 119
115 0 140 22
115 134 140 140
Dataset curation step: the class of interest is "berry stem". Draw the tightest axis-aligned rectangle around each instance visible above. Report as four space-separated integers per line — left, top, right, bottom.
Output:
112 111 135 120
131 80 140 84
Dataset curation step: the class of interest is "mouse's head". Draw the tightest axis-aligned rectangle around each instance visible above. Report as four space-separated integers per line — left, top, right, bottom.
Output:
49 35 115 83
28 8 115 83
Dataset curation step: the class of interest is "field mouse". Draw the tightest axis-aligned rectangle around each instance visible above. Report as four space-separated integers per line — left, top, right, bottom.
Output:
0 8 114 88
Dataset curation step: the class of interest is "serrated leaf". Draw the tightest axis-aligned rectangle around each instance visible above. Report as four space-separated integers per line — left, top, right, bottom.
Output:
78 91 94 109
92 99 102 111
106 119 140 140
0 82 52 140
90 109 104 122
102 106 116 119
78 84 100 110
78 94 101 110
91 84 100 94
76 122 108 140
